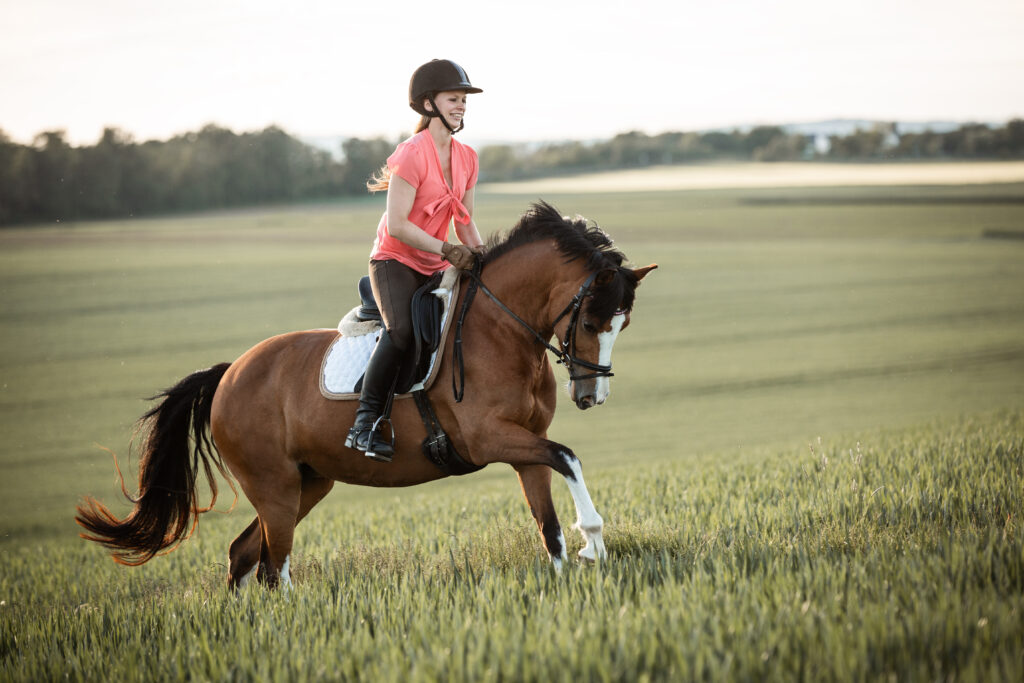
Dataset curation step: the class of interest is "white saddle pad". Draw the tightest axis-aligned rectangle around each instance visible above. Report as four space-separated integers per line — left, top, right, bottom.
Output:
319 268 460 399
320 327 383 396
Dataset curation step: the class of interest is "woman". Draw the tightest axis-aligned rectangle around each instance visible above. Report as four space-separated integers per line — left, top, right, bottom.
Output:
346 59 486 462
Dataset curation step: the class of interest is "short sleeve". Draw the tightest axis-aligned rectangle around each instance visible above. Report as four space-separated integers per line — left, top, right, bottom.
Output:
387 140 423 188
465 146 479 188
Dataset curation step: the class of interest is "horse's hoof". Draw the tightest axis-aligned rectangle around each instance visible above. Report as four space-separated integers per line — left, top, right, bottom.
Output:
577 537 607 563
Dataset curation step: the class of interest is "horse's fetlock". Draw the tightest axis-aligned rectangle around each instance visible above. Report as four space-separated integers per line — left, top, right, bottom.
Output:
575 513 603 535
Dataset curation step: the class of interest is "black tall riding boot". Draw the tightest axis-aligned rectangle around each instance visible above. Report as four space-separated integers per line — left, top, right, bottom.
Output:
345 331 404 462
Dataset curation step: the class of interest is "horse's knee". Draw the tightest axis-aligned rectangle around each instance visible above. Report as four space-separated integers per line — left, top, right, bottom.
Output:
546 445 578 479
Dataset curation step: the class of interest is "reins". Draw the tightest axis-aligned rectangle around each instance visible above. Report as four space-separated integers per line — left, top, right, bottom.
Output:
452 259 614 402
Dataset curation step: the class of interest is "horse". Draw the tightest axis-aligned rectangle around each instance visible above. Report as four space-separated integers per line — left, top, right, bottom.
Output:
75 201 657 588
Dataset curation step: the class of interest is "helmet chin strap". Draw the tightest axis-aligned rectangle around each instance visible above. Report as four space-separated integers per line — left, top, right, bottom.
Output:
428 96 464 134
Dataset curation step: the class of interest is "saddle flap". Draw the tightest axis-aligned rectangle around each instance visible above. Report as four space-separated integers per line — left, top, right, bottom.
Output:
398 270 446 394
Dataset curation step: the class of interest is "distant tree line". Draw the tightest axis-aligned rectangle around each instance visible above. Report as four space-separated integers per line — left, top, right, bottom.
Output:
479 120 1024 180
0 125 392 225
2 120 1023 225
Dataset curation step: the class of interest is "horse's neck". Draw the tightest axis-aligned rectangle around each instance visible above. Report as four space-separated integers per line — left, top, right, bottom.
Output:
480 242 586 336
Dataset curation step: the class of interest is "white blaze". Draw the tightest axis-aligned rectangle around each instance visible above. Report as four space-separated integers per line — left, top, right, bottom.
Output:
595 313 626 404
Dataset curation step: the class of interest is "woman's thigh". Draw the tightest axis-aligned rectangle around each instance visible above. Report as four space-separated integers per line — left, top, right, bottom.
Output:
368 259 429 350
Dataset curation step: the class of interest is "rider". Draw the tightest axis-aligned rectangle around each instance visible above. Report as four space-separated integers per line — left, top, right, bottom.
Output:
346 59 486 462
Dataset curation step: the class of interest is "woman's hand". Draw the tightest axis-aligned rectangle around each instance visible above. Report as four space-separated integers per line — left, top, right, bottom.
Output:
441 242 476 270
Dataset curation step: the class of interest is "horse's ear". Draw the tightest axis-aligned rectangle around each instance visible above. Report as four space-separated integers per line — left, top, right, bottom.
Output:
595 268 616 286
632 264 658 282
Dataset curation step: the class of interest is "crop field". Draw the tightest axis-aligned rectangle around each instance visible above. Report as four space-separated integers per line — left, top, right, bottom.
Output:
1 168 1023 680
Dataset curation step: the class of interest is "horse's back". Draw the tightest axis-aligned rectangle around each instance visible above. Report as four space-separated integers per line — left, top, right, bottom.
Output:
212 330 339 458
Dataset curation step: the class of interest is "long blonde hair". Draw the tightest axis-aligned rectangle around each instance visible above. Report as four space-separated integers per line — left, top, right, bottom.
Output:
366 114 432 192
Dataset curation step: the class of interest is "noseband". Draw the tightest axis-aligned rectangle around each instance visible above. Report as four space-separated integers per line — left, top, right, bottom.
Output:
452 262 614 402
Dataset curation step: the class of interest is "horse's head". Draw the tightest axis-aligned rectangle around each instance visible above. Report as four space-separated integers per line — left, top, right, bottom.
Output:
481 201 657 409
562 264 657 410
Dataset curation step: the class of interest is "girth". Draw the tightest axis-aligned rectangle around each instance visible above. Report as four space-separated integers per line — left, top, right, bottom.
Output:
412 390 481 476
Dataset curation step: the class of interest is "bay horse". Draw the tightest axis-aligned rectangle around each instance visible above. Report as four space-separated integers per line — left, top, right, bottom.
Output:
75 202 656 588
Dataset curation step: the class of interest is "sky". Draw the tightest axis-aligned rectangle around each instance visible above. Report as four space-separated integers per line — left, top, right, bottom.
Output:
2 0 1023 147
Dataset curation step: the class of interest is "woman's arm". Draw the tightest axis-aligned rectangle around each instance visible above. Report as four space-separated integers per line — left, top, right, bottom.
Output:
454 186 485 249
385 174 447 254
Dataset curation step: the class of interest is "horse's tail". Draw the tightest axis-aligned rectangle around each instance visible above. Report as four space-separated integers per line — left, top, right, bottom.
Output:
75 362 233 566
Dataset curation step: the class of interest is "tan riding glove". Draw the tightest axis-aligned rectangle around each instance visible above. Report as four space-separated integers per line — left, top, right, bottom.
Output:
441 242 477 270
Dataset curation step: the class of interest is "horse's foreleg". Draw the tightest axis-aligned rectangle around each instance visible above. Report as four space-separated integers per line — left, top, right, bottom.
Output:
559 453 607 562
514 464 567 571
486 426 607 563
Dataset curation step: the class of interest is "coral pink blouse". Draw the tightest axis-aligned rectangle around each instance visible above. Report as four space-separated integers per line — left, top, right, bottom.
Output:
370 129 479 275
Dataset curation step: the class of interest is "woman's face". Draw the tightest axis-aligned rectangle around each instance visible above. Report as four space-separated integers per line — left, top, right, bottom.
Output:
426 91 468 129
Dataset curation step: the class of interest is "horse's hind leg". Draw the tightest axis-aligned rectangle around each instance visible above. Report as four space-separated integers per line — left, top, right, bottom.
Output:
228 470 335 590
228 518 262 588
514 464 567 571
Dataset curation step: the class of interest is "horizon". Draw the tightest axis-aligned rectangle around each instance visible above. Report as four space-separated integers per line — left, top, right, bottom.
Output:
2 0 1023 147
3 116 1009 152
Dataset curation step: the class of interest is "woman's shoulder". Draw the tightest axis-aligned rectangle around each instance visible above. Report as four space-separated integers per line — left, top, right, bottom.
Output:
403 129 434 150
452 137 478 162
390 131 429 163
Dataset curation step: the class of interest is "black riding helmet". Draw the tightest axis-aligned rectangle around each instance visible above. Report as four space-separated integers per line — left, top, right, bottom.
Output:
409 59 482 133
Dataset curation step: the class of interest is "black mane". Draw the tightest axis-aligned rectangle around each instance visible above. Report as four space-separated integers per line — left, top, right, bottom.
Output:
484 201 639 319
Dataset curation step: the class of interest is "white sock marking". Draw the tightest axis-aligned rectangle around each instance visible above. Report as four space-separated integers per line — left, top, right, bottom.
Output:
238 563 258 588
550 530 567 573
280 555 292 589
563 456 607 562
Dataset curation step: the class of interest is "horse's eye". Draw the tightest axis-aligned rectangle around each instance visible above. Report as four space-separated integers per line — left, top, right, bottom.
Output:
583 321 598 334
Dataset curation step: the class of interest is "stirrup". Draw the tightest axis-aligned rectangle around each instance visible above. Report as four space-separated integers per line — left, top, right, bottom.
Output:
345 416 395 463
364 415 395 462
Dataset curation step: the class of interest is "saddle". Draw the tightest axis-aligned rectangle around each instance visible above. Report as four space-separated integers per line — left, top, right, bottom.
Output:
353 272 446 395
322 269 459 399
319 268 480 476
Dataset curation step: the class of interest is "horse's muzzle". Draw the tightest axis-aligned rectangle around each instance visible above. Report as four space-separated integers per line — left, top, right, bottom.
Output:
571 378 607 410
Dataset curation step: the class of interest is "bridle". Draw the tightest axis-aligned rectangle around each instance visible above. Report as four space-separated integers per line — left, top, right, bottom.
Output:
452 261 616 402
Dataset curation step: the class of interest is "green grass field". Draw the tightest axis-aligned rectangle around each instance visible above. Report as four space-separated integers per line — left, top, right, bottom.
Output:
1 175 1023 680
